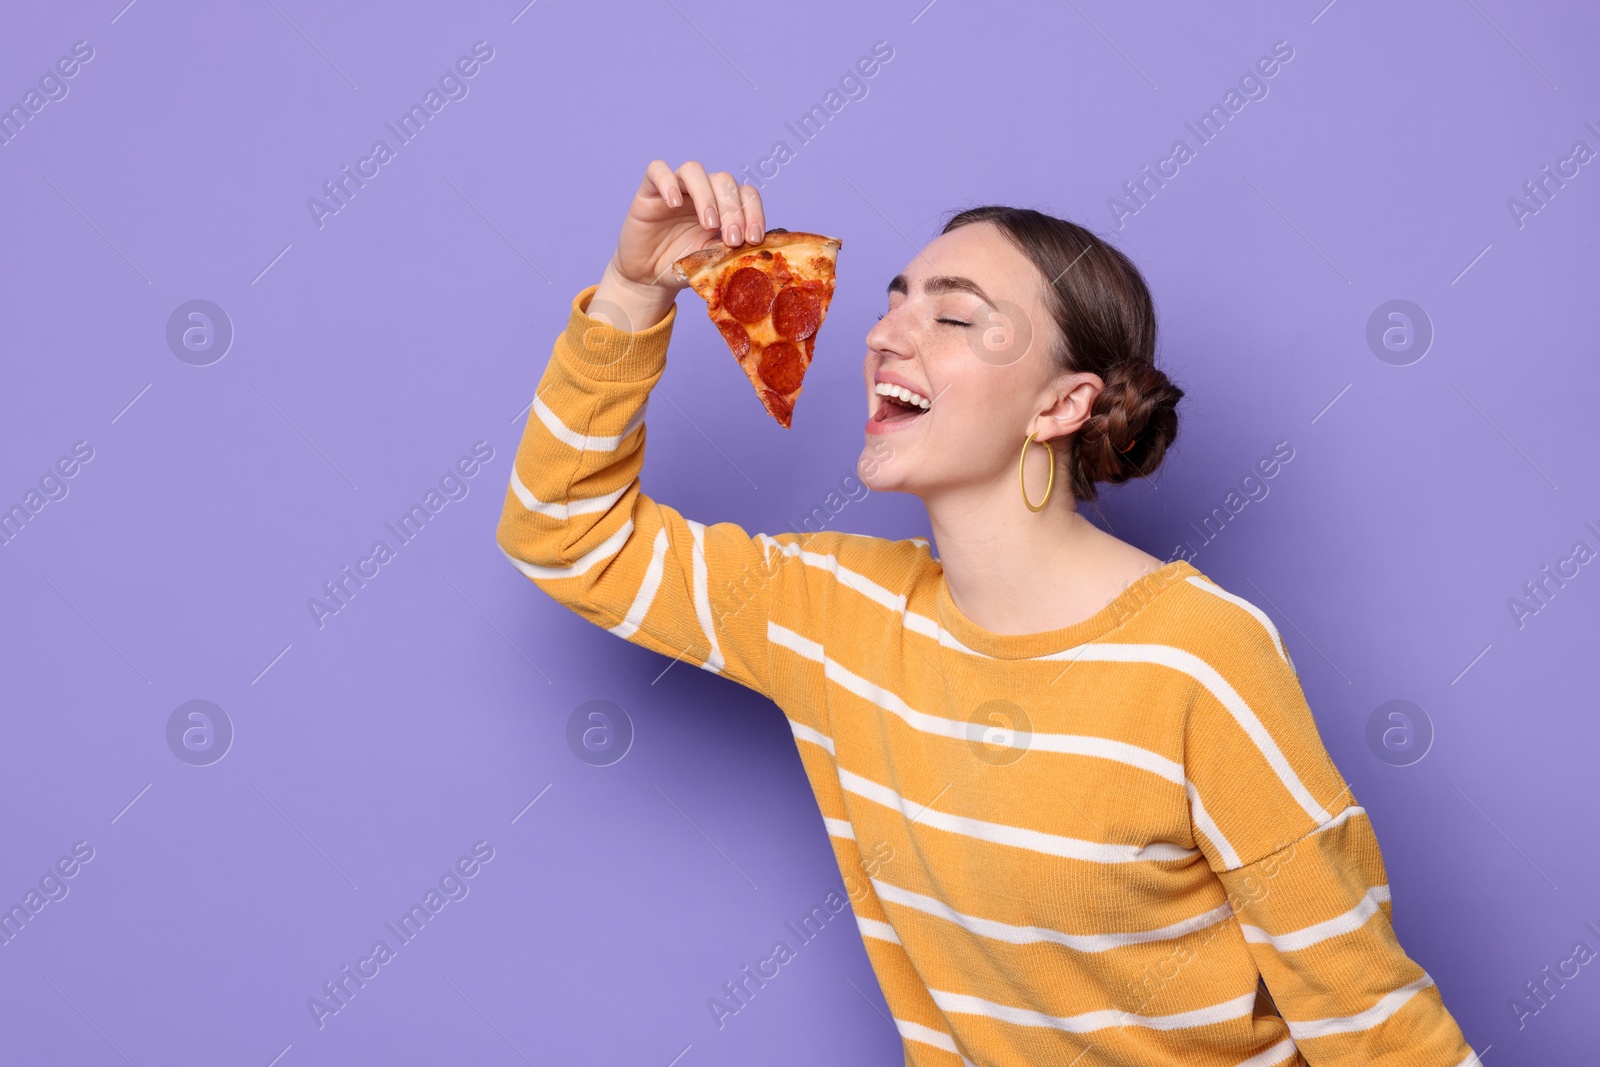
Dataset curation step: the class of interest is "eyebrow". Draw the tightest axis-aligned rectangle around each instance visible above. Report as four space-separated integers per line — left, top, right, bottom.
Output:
886 273 996 306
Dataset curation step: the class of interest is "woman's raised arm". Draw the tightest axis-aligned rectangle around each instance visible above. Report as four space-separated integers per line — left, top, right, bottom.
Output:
495 161 809 699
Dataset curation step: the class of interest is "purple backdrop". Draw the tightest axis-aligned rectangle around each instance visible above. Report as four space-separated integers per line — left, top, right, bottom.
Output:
2 0 1597 1062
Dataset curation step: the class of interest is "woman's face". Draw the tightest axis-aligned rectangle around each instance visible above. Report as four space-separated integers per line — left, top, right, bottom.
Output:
858 221 1089 497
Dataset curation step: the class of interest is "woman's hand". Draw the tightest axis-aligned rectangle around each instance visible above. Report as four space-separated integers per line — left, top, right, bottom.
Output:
589 160 767 333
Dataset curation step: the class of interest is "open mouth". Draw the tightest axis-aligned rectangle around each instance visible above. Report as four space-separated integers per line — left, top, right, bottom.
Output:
873 382 932 424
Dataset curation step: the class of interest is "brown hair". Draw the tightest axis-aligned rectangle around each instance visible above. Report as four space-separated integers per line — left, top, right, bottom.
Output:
941 205 1183 504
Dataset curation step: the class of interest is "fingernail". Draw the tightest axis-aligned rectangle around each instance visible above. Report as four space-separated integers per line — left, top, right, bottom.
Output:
749 227 762 243
705 209 718 229
727 223 742 245
668 189 682 207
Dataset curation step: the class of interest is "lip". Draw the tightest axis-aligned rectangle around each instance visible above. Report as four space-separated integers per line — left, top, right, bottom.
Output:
873 370 932 400
865 409 925 436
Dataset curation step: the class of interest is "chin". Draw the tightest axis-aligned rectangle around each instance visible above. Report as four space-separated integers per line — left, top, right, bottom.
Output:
859 474 900 495
856 447 903 494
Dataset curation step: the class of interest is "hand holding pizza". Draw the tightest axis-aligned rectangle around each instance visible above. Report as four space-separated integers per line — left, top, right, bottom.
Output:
592 160 766 332
589 159 842 429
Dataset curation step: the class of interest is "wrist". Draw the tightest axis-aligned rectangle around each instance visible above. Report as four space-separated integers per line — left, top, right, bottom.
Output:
590 258 678 333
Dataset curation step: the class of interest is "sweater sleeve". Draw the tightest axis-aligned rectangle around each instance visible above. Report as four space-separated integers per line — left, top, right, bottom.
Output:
1182 615 1478 1065
495 285 801 699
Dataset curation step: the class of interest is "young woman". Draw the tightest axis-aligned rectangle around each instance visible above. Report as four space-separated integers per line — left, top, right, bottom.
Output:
496 160 1476 1067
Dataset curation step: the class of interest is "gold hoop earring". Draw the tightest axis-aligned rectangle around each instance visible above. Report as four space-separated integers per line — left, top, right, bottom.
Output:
1019 431 1054 512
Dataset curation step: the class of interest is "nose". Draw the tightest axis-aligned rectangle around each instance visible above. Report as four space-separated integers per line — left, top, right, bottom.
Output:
865 306 912 365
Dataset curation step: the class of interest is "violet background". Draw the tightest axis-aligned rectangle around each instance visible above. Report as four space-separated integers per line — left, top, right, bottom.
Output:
2 0 1597 1063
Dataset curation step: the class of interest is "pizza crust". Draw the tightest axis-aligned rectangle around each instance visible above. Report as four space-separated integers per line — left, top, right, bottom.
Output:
670 230 840 285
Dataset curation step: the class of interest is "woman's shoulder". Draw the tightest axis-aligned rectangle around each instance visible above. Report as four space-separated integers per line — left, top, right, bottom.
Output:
1141 560 1299 675
755 528 935 596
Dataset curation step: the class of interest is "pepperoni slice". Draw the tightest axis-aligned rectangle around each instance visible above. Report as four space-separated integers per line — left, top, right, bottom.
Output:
772 287 822 340
758 341 806 394
722 267 774 324
717 319 750 361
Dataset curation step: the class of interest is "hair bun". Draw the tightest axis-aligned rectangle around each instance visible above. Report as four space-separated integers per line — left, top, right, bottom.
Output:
1072 362 1184 497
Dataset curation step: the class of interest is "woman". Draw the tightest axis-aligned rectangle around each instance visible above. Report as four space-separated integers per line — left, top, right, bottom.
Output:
496 160 1476 1066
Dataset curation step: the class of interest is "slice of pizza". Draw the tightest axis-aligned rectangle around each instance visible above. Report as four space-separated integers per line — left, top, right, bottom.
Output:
671 229 842 429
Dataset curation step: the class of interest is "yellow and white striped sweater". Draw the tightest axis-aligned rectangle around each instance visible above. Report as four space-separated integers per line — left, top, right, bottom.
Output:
496 286 1477 1067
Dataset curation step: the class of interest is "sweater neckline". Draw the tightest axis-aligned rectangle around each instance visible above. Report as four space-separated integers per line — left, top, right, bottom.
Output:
933 557 1199 660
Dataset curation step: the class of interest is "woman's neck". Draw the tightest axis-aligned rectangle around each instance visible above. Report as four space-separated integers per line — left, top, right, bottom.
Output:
924 480 1163 637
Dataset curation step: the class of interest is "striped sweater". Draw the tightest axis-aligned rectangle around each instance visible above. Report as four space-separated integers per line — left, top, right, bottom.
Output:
496 286 1478 1067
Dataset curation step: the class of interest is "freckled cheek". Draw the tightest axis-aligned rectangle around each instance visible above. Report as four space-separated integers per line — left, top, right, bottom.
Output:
938 379 1018 455
927 345 987 403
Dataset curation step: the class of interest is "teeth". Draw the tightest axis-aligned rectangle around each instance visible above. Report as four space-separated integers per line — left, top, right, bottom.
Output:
874 381 931 410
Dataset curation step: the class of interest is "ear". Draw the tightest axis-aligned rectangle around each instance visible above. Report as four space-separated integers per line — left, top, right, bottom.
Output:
1033 372 1102 444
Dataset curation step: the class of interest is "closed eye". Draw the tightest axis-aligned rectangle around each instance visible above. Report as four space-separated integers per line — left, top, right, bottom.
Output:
875 313 971 326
